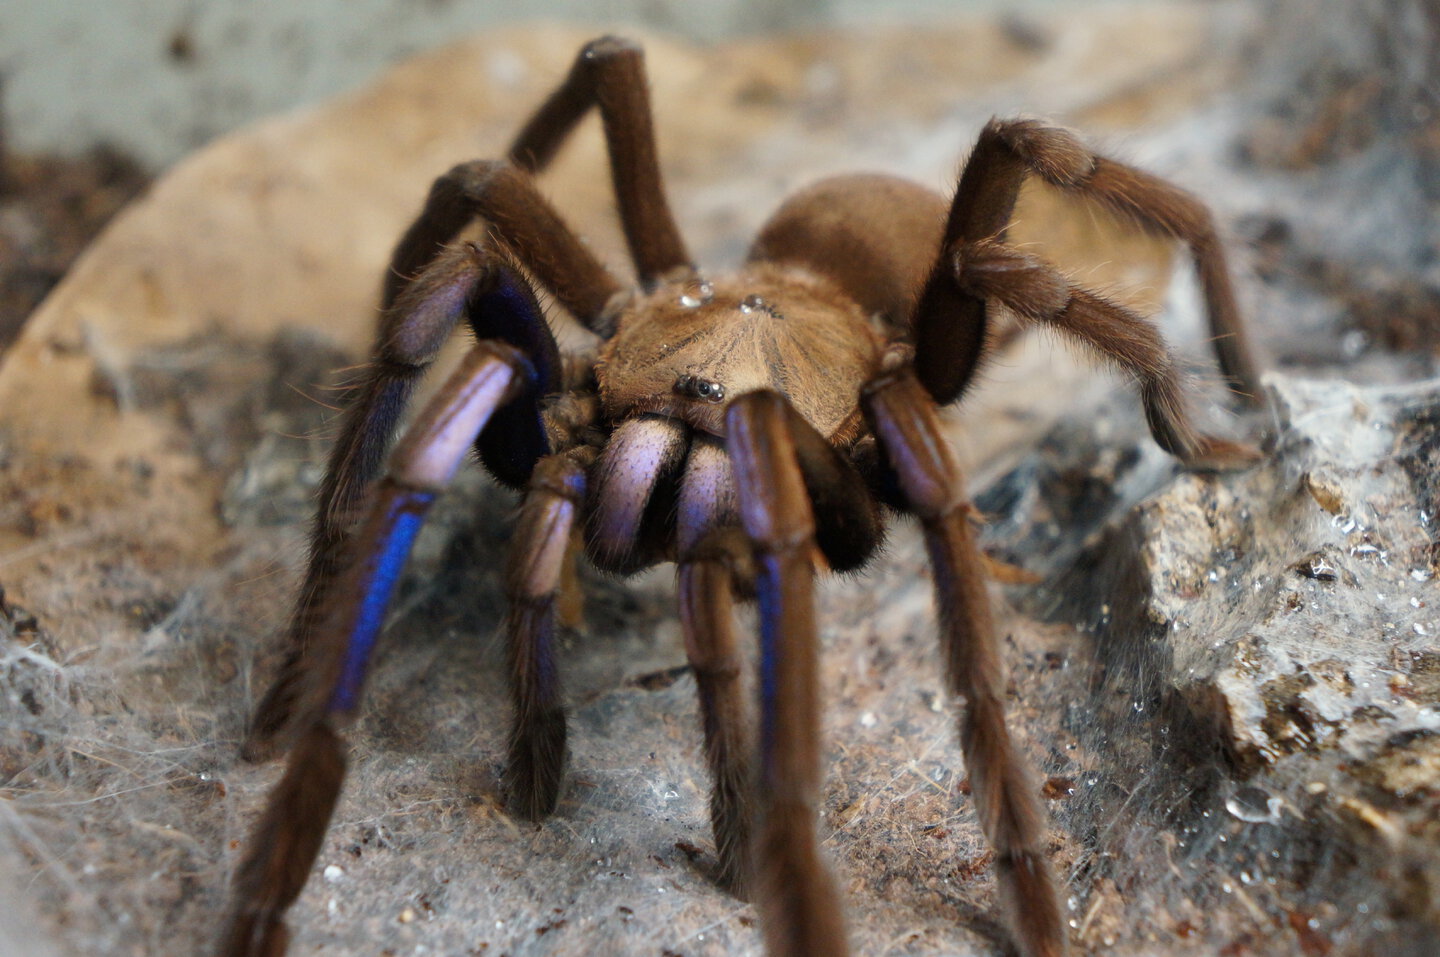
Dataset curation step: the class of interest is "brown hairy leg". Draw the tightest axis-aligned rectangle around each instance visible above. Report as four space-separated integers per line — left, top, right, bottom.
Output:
952 237 1260 469
677 527 756 893
508 35 692 286
504 450 595 819
219 724 345 957
914 117 1262 406
384 160 619 324
673 435 756 893
863 368 1065 957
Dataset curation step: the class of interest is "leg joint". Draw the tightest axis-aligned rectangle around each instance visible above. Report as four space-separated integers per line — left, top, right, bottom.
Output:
579 35 642 66
526 454 587 504
984 116 1096 188
436 158 516 203
862 371 967 520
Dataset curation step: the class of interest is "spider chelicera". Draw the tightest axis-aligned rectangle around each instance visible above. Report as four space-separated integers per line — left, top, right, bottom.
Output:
219 35 1260 957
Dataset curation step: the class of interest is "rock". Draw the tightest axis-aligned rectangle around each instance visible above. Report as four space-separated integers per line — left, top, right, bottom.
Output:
998 371 1440 955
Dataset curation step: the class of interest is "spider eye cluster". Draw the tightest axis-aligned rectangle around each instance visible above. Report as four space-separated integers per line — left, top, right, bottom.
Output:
674 373 726 403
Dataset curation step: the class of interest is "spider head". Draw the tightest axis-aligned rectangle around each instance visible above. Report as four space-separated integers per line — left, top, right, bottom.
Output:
595 265 883 441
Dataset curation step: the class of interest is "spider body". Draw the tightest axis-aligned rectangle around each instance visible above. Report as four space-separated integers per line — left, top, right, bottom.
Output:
597 265 882 442
589 260 887 577
220 36 1261 957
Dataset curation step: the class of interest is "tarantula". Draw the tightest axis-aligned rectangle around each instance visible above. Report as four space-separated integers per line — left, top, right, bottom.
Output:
219 36 1260 957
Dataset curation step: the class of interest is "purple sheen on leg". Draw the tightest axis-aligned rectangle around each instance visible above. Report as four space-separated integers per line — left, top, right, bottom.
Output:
676 439 735 557
587 416 685 565
754 553 782 782
327 490 435 716
469 267 562 393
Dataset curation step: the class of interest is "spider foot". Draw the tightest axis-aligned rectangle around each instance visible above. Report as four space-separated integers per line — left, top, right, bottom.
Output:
505 705 568 820
220 724 345 957
1183 434 1264 472
709 781 755 898
218 913 289 957
754 800 849 953
998 848 1068 957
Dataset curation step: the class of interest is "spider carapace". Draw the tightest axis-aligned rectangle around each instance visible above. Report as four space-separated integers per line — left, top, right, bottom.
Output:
219 35 1261 957
600 270 881 444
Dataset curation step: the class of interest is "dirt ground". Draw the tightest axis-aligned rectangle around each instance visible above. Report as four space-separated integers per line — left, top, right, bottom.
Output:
0 143 150 353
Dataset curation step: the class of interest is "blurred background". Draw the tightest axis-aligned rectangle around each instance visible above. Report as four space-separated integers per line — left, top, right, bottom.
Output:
0 0 1082 351
1 0 1083 169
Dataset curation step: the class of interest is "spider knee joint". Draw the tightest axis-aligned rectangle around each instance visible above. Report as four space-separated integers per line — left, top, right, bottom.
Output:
437 158 520 201
580 35 641 64
527 456 587 503
681 528 756 583
987 116 1096 187
951 240 1069 319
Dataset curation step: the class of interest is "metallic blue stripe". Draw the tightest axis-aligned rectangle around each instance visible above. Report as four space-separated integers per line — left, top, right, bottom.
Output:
328 491 435 715
756 556 781 779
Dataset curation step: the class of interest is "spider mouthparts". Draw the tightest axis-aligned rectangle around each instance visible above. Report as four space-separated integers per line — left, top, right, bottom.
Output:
674 374 726 403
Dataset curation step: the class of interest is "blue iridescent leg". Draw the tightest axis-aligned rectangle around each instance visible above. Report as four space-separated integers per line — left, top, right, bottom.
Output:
725 391 850 957
246 246 569 758
220 342 527 957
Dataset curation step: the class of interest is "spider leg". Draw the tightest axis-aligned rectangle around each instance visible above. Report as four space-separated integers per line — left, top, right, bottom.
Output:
862 368 1065 957
725 391 851 956
247 245 560 757
672 438 754 891
677 525 755 893
219 724 343 957
504 449 593 819
913 117 1261 405
384 159 621 326
951 237 1260 469
674 404 881 897
220 341 531 957
508 36 692 285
